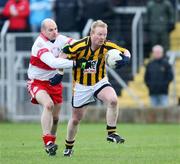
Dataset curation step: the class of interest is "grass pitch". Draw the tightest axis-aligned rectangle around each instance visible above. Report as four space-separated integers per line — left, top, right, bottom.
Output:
0 123 179 164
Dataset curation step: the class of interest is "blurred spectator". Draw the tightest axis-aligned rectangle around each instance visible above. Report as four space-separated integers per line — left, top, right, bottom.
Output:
79 0 114 37
111 0 127 6
127 0 147 6
0 0 7 11
2 0 30 32
29 0 53 32
146 0 175 52
0 0 8 31
54 0 83 32
144 45 173 107
169 0 176 8
80 0 114 22
0 0 8 7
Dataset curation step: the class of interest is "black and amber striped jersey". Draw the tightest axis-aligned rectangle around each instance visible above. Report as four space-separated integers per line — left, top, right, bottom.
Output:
63 36 127 86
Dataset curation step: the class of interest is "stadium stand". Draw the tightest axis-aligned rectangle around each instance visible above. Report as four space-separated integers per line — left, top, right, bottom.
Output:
118 21 180 108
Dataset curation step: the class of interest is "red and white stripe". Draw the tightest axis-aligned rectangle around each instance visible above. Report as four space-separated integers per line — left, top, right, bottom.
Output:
27 34 75 81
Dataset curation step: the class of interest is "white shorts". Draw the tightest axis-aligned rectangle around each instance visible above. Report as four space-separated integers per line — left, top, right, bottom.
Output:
72 77 112 108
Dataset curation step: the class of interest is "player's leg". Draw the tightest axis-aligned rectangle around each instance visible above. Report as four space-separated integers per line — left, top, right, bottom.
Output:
97 86 125 143
35 90 58 155
64 107 86 157
36 90 54 135
50 82 63 136
46 103 61 152
64 83 93 157
51 103 61 135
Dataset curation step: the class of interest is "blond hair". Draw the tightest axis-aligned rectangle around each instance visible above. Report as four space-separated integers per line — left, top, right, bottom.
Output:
90 20 108 33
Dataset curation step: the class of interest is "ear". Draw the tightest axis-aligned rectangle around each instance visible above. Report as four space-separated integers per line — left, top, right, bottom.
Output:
90 31 93 36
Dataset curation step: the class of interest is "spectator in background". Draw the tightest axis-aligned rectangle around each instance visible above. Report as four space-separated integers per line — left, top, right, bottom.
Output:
144 45 173 107
0 0 7 7
80 0 114 38
2 0 29 32
126 0 147 6
80 0 114 25
0 0 7 12
111 0 127 6
169 0 176 8
0 0 8 31
29 0 53 32
146 0 175 52
54 0 83 32
80 0 113 20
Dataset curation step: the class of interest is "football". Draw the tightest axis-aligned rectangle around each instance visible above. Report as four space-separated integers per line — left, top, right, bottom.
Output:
105 49 122 69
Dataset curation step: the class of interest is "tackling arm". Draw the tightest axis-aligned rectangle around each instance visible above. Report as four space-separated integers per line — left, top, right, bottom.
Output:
40 51 74 69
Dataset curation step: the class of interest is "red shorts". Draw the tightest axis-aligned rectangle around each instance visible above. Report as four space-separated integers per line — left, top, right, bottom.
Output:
27 79 63 104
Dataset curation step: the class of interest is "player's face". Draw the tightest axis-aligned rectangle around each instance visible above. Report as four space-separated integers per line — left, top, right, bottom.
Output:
91 27 107 47
43 22 58 41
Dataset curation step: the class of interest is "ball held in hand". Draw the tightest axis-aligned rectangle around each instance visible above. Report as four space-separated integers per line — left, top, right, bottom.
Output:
105 49 123 69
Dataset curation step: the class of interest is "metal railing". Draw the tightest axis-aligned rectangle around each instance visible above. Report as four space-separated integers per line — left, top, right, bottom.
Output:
1 32 78 121
167 50 180 106
107 66 144 108
114 7 146 76
0 20 9 107
82 19 93 37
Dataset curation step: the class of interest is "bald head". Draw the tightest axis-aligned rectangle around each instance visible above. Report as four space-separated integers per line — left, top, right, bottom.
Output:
152 45 164 59
41 18 58 41
41 18 56 30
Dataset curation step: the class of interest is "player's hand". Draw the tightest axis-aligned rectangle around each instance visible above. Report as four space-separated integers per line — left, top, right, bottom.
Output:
115 55 130 69
58 52 67 58
74 57 88 69
49 74 63 86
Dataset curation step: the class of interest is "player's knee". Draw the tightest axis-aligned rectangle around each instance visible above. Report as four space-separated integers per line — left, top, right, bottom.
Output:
71 110 84 125
44 101 54 111
108 97 118 108
72 119 79 126
72 116 82 126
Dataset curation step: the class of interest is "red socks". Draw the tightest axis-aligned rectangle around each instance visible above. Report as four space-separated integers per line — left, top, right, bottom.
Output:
42 134 56 145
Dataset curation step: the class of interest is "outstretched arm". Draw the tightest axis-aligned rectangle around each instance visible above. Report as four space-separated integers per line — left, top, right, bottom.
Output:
40 51 74 69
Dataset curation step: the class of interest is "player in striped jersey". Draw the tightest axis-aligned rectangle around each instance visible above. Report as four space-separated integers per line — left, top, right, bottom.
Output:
27 18 86 156
62 20 131 157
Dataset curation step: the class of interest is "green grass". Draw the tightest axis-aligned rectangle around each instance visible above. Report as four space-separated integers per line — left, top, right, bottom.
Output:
0 123 180 164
